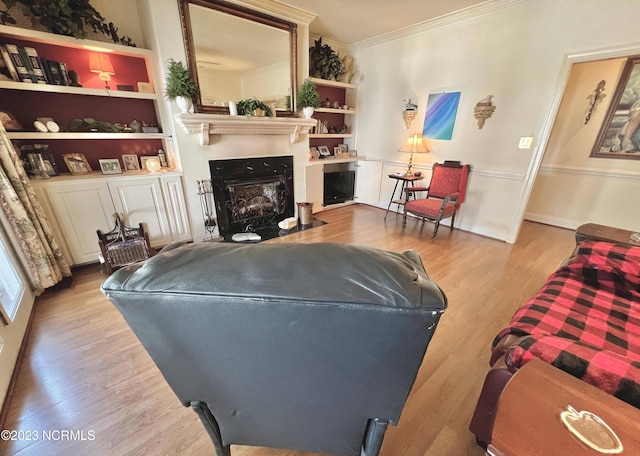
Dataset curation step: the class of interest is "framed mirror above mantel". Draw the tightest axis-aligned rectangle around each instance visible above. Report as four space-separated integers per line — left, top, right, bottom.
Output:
177 0 298 116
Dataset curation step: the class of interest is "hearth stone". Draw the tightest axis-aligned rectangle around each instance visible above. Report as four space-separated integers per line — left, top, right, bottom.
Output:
223 218 327 242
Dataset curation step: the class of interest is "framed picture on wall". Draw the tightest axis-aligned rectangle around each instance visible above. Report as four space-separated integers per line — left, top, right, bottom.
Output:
591 57 640 160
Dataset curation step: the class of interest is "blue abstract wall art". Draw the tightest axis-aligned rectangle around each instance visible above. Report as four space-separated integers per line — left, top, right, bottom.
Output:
422 92 461 141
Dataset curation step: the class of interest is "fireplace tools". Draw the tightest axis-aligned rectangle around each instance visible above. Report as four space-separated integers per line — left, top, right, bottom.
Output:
197 179 217 240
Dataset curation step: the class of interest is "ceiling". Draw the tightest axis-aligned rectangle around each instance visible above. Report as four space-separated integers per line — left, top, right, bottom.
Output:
277 0 490 45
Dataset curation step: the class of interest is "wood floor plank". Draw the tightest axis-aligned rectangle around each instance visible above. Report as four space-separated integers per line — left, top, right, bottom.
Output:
0 205 575 455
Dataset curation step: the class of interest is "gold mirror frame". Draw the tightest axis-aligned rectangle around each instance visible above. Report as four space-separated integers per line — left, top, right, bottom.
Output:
177 0 298 116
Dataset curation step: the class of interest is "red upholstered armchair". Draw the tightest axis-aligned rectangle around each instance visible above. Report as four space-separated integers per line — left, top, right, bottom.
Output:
402 161 470 237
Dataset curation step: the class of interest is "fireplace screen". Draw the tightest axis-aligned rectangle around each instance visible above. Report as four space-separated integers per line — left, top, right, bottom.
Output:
227 177 288 226
210 156 294 237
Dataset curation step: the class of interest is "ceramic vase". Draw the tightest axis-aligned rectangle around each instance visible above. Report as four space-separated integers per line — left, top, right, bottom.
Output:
302 106 315 119
176 96 193 113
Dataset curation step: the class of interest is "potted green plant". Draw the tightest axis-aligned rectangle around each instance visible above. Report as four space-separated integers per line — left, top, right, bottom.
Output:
297 78 320 118
0 0 136 46
164 59 200 113
236 97 273 117
309 37 346 81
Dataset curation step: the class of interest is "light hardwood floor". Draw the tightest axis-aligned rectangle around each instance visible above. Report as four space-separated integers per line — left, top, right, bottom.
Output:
0 205 576 456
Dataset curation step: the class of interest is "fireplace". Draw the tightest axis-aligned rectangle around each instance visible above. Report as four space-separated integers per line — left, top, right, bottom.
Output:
210 156 294 238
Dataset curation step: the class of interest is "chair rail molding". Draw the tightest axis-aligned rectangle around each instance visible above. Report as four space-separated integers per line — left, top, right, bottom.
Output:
175 113 317 145
539 164 640 180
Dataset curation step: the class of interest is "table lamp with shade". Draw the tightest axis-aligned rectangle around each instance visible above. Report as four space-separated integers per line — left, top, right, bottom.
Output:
89 52 115 89
399 133 428 176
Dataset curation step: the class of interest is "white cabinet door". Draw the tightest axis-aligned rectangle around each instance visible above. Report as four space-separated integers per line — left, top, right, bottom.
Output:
46 181 115 265
355 160 383 206
161 176 191 242
305 164 324 212
31 184 73 264
108 177 172 247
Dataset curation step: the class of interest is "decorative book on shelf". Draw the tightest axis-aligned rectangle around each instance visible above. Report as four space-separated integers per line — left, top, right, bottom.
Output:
4 44 31 82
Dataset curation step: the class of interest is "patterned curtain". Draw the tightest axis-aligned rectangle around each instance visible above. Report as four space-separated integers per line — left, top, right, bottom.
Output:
0 123 71 292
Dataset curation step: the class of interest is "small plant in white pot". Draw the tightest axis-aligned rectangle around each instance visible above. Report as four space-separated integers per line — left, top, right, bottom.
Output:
297 78 319 118
164 59 200 113
236 97 273 117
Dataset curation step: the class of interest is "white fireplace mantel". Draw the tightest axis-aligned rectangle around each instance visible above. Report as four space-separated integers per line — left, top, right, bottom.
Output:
175 113 318 145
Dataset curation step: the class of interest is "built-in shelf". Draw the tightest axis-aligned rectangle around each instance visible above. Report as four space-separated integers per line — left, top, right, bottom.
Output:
309 156 363 165
309 134 354 139
309 78 357 90
175 113 318 145
0 80 157 99
7 132 170 140
315 107 356 115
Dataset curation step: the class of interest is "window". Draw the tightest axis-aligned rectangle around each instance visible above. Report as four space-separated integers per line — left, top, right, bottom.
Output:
0 228 26 323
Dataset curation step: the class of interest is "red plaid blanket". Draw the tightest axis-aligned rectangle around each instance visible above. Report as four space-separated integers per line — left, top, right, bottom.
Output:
495 241 640 408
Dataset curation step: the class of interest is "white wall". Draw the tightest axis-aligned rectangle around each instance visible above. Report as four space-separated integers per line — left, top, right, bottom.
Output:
349 0 640 240
136 0 312 241
525 58 640 231
126 0 640 241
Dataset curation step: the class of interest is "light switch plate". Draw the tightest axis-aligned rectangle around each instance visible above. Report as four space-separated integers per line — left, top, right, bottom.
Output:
519 136 534 149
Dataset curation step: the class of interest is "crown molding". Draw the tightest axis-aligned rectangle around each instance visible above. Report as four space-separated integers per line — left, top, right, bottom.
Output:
231 0 316 24
350 0 529 52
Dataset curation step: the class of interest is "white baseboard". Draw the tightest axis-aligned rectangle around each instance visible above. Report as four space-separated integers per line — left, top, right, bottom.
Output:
523 212 581 230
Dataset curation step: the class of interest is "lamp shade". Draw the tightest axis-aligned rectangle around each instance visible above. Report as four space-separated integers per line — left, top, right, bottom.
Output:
89 53 115 75
399 133 428 154
399 133 428 176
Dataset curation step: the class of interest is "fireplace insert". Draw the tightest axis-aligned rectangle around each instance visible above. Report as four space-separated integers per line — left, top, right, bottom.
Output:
210 156 294 237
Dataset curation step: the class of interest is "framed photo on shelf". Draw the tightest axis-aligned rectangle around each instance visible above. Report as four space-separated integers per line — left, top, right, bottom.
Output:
309 147 320 160
317 145 331 157
19 145 58 176
41 151 58 176
0 110 23 130
140 155 160 172
333 146 342 157
62 153 92 175
137 82 154 93
99 159 123 175
122 154 140 171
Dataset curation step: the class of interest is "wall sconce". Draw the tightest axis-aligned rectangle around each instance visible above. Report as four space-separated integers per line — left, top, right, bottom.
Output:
585 80 606 124
399 133 428 176
402 99 418 129
89 52 115 89
473 95 496 129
